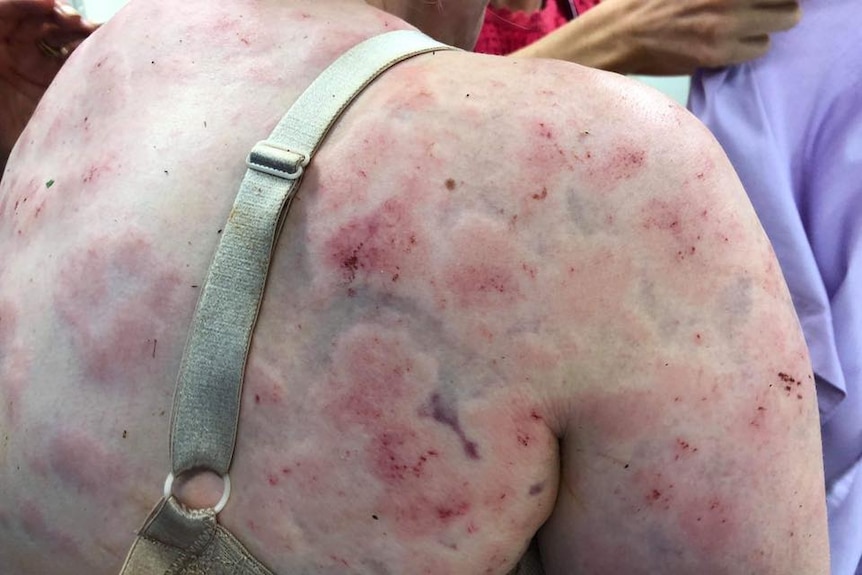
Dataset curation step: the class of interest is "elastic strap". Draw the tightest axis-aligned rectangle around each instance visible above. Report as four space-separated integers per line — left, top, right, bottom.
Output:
170 30 454 477
120 29 454 575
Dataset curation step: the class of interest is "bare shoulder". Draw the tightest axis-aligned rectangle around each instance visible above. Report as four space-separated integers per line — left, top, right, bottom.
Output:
432 56 832 573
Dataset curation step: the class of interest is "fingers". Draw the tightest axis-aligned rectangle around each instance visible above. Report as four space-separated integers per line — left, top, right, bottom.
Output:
50 1 98 32
0 0 56 19
712 35 771 68
737 2 802 36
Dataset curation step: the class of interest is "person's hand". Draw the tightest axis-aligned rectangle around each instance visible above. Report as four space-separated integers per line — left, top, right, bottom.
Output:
611 0 802 74
0 0 97 166
512 0 801 76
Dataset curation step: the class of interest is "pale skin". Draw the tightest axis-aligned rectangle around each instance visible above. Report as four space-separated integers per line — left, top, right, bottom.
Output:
492 0 802 75
0 0 829 573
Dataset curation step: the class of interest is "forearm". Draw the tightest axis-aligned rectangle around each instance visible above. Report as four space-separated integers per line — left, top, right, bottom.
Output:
511 1 642 74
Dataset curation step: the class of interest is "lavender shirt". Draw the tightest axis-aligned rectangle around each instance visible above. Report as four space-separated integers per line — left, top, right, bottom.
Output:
689 2 862 572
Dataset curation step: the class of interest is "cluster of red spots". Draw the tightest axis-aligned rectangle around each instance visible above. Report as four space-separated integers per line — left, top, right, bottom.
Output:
676 245 699 261
444 262 518 309
373 430 441 483
693 500 728 525
674 438 699 461
637 470 675 510
436 500 470 521
81 163 109 184
641 202 684 235
587 143 648 185
324 198 421 288
537 122 554 140
3 175 53 225
531 188 548 201
778 371 804 400
517 432 532 447
386 490 474 538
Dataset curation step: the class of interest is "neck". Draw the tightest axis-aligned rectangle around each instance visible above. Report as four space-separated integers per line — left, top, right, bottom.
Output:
365 0 489 49
489 0 543 10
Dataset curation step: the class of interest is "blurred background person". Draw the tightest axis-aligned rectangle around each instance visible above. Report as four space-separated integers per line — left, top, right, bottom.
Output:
474 0 800 75
0 0 96 174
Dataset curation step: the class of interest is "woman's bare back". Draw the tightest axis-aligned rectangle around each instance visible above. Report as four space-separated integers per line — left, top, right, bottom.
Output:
0 1 829 573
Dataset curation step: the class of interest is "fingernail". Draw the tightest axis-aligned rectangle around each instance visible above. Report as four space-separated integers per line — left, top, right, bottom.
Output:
54 3 81 18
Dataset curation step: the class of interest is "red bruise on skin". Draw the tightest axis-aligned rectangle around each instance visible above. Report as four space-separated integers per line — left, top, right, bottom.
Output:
582 142 648 189
323 198 427 287
325 327 423 429
0 300 29 425
436 500 470 520
319 325 483 539
368 427 476 538
19 500 79 555
641 199 687 237
385 490 473 537
2 176 46 224
370 429 441 482
443 259 520 309
29 429 127 497
1 352 28 426
676 494 736 555
53 234 183 388
0 299 18 364
574 359 724 442
637 194 738 274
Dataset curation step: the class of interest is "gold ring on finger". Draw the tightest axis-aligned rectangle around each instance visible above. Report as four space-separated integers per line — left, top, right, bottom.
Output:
37 40 70 59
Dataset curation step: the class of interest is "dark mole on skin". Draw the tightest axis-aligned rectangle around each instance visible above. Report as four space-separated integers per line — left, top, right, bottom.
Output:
420 393 481 460
445 178 456 191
